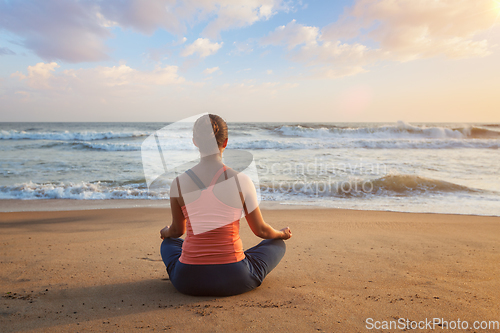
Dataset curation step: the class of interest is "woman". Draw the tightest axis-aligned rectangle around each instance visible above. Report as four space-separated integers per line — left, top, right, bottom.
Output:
160 114 292 296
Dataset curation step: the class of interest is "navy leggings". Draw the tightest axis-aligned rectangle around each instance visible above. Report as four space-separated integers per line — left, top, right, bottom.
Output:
160 238 286 296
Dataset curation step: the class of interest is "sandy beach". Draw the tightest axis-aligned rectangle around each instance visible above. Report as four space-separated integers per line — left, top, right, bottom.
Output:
1 202 499 332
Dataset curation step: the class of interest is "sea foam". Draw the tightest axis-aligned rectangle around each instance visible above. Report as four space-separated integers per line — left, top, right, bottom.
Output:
277 121 500 140
0 130 148 141
0 181 168 200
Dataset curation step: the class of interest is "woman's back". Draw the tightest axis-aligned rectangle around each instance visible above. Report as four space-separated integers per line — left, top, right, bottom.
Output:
178 165 246 265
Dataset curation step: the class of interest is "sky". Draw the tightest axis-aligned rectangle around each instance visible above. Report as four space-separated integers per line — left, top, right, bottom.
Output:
0 0 499 123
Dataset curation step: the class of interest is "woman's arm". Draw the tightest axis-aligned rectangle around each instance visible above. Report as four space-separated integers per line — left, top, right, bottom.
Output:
245 206 292 240
238 173 292 240
160 178 186 239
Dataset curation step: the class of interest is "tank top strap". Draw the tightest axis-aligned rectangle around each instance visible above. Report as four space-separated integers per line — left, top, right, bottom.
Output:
209 165 227 186
185 169 207 190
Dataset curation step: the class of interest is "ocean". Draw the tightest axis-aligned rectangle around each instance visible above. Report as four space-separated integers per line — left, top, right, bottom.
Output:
0 121 499 216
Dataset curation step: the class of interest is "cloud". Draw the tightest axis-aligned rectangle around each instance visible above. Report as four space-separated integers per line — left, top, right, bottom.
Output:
261 0 497 79
230 40 255 55
321 0 496 61
0 47 16 56
11 62 186 93
261 20 375 78
98 0 181 35
181 38 223 58
220 80 290 96
73 64 185 86
203 67 220 74
11 62 60 89
201 0 285 39
0 0 289 63
293 40 378 74
0 0 111 63
261 19 318 49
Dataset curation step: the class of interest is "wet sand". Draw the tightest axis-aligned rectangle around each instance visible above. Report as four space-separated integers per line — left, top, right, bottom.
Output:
1 205 499 332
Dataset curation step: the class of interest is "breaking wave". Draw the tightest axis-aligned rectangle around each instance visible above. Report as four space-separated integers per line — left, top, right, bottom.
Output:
277 121 500 140
1 174 485 200
0 181 167 200
259 174 483 198
22 138 500 151
0 130 148 141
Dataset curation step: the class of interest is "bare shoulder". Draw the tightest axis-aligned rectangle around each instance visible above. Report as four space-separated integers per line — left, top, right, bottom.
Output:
224 168 255 194
223 166 239 178
170 176 180 197
224 167 251 182
170 173 191 197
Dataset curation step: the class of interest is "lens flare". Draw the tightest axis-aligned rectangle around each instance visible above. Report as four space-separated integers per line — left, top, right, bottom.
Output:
489 0 500 33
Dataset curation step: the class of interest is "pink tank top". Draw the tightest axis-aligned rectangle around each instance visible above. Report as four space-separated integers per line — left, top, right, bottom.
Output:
179 166 245 265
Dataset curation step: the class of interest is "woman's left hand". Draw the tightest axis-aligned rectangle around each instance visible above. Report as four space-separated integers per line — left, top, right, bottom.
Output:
160 226 170 239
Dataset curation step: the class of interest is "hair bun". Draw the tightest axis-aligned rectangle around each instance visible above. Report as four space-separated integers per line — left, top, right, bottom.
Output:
212 121 219 135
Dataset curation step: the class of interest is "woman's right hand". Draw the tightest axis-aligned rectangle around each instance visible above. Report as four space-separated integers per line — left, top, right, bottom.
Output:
280 227 292 240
